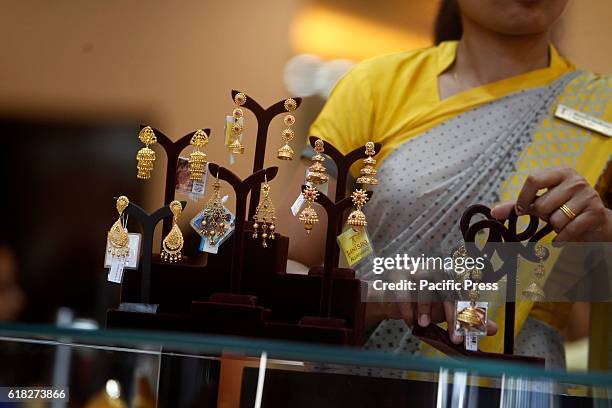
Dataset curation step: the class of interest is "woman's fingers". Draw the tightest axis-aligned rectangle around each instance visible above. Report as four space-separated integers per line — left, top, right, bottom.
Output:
490 201 515 220
553 210 606 244
486 318 498 336
515 168 565 215
443 302 463 344
548 194 589 232
417 302 431 327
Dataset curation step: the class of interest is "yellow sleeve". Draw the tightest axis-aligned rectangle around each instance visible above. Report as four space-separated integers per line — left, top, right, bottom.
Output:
309 64 375 155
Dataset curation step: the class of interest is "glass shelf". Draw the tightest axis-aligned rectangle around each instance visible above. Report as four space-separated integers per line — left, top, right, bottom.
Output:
0 322 611 407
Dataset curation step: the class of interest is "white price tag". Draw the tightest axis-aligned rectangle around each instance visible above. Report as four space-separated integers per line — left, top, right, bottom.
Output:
465 333 479 351
291 194 305 216
108 258 125 283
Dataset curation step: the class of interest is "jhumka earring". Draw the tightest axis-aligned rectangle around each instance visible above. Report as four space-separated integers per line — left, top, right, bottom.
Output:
252 176 276 248
188 129 209 181
200 173 231 245
356 142 379 186
522 244 546 301
161 200 184 263
136 126 157 179
305 139 329 185
452 242 488 350
107 196 130 259
346 189 369 231
277 98 298 160
228 93 246 155
298 186 319 233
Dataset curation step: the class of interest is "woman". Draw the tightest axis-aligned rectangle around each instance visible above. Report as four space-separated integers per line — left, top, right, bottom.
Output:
288 0 612 367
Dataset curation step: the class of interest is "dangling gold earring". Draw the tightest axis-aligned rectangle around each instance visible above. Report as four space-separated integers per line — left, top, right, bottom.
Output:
305 138 329 185
346 189 369 231
107 196 130 259
200 172 230 245
522 244 546 301
161 201 184 263
298 186 319 234
228 93 246 155
136 126 157 179
188 129 209 181
277 98 298 160
356 142 379 186
252 176 276 248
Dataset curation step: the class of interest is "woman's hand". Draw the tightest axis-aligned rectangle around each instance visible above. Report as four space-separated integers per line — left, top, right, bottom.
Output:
366 301 497 344
491 167 612 244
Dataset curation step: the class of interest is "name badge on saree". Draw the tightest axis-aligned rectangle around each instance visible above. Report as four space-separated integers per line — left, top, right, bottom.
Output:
555 104 612 137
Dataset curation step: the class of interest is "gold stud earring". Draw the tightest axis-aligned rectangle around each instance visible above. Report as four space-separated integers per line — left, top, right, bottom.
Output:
298 186 319 234
161 201 184 263
277 98 298 160
188 129 209 181
107 196 130 259
200 173 230 245
136 126 157 180
356 142 379 186
306 138 329 185
522 244 546 301
252 176 276 248
346 189 369 231
228 93 246 155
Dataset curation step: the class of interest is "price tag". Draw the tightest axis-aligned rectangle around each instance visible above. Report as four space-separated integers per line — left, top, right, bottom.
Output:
465 333 479 351
291 194 306 216
189 164 209 202
108 258 125 283
337 228 373 267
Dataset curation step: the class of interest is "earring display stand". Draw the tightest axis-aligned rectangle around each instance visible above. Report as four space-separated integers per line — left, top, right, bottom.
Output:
114 197 187 304
412 204 553 365
229 90 302 219
106 92 368 346
141 126 211 237
306 136 382 272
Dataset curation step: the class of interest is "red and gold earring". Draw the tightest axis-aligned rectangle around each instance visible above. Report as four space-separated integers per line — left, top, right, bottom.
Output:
277 98 298 160
228 93 246 155
298 186 319 233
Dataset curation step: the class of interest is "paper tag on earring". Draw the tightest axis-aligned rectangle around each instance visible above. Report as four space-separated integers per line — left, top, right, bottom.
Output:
454 300 488 338
465 332 479 351
104 233 142 270
337 228 373 267
108 258 125 284
291 194 306 216
189 163 208 201
192 208 235 253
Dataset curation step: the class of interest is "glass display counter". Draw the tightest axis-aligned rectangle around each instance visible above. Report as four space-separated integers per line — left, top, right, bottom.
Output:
0 322 610 407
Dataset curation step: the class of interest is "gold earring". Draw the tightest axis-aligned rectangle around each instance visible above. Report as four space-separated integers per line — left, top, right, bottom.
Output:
188 129 209 181
161 201 184 263
136 126 157 179
277 98 298 160
228 93 246 155
522 244 546 301
298 186 319 234
107 196 130 259
356 142 379 186
252 176 276 248
200 173 230 245
453 243 488 337
346 189 369 231
305 138 329 185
